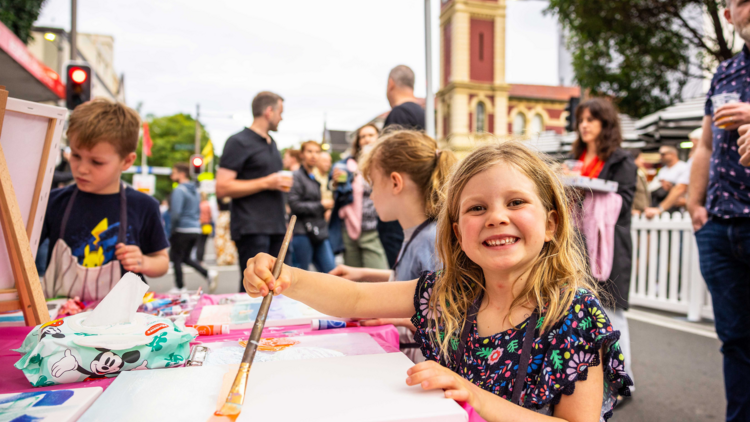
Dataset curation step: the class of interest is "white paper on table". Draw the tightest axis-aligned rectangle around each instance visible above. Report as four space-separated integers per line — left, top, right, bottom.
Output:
78 353 467 422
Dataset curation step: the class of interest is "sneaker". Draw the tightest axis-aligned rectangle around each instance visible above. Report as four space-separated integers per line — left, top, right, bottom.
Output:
208 269 219 293
168 287 187 295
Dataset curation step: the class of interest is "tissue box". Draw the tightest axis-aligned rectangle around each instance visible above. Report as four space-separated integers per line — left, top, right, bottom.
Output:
14 312 195 387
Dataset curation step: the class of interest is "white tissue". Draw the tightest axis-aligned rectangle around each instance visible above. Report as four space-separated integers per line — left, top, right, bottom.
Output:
82 272 149 327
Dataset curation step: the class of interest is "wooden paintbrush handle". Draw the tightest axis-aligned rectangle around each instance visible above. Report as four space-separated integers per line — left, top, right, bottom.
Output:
238 215 296 366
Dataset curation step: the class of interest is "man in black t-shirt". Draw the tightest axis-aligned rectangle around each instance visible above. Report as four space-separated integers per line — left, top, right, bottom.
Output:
378 65 426 267
217 91 292 292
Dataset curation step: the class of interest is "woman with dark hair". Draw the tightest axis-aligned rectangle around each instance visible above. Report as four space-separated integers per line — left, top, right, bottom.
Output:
327 124 389 270
572 98 637 395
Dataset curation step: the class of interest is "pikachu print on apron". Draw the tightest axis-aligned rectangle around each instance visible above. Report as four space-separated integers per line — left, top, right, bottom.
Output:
43 184 128 301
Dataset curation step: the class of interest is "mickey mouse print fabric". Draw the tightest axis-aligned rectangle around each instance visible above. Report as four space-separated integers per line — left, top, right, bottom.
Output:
14 313 194 386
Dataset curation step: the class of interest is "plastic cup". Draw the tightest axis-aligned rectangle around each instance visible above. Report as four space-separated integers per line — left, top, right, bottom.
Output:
333 162 348 183
278 170 293 192
712 92 741 129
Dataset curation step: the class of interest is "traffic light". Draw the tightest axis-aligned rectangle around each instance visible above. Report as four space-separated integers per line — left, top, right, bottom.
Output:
65 64 92 110
190 154 204 178
564 97 580 133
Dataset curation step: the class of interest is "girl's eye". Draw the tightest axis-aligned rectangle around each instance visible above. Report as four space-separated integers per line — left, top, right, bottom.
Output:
468 205 485 212
508 199 525 207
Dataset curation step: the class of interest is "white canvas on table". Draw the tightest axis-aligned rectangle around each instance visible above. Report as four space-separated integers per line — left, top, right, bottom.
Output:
0 387 102 422
79 353 467 422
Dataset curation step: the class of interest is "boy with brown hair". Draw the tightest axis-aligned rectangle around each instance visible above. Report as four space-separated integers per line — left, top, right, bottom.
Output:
41 99 169 298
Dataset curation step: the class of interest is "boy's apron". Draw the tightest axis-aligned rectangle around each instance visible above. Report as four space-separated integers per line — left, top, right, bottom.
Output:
42 184 127 301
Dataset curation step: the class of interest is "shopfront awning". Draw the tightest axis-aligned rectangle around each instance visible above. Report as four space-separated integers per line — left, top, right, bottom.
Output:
0 22 64 102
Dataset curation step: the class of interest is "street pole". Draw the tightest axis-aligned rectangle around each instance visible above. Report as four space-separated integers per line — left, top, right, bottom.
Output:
195 104 201 155
424 0 435 139
70 0 77 61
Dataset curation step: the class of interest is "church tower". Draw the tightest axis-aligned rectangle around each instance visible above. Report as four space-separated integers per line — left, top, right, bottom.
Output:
436 0 510 150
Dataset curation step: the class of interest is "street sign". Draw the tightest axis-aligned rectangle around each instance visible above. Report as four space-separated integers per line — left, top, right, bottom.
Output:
174 144 195 151
133 173 156 195
123 166 172 175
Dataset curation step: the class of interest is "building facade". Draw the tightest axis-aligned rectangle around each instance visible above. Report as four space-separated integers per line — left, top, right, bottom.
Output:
27 27 125 104
437 0 579 153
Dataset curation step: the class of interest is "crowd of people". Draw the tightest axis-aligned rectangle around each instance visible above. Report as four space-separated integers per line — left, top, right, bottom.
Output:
33 15 750 415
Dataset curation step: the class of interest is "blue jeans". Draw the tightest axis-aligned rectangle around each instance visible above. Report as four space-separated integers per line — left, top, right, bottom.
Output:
291 235 336 273
695 218 750 422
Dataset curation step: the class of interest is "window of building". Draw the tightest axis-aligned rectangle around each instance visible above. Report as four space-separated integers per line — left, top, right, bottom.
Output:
512 113 526 135
530 114 544 135
476 102 486 133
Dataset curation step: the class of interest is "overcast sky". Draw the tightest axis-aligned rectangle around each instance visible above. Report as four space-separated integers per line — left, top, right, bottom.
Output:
35 0 561 154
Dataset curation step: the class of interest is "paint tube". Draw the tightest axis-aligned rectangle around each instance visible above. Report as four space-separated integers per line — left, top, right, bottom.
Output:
140 298 174 312
190 324 230 336
310 320 359 330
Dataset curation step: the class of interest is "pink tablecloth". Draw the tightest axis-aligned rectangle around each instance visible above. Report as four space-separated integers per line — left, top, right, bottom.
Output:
0 294 399 395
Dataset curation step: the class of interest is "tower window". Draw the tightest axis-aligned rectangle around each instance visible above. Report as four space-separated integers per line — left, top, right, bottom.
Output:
479 33 484 61
513 113 526 135
477 102 486 133
531 114 544 135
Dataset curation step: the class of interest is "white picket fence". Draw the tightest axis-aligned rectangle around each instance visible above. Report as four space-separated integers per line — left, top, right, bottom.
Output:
629 212 713 322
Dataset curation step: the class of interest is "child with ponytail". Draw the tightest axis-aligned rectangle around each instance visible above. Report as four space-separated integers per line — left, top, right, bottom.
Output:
330 129 457 283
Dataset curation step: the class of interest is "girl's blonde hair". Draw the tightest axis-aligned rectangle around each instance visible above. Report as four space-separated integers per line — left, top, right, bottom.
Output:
360 130 457 219
430 141 598 362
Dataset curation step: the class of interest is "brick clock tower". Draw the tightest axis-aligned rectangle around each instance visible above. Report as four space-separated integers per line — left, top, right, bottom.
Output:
436 0 580 153
437 0 510 151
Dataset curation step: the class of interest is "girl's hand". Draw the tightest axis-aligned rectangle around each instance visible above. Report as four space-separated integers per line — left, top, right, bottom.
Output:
242 253 295 297
406 361 482 410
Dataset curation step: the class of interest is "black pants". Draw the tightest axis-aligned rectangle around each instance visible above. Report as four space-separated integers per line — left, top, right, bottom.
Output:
236 234 288 293
196 234 209 262
170 232 209 289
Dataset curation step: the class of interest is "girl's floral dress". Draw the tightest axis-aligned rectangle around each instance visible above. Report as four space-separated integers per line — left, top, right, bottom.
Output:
411 271 632 421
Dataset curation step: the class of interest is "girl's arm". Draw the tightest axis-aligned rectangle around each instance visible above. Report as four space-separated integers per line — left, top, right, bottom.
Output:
244 253 416 319
406 351 604 422
329 265 392 282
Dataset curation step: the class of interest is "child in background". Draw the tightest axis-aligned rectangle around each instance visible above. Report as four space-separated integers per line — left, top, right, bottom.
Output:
329 130 457 361
244 141 631 421
41 100 169 299
330 130 456 282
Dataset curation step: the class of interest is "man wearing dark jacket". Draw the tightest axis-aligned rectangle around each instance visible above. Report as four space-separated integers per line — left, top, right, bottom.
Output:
288 141 336 273
169 163 217 293
378 65 425 267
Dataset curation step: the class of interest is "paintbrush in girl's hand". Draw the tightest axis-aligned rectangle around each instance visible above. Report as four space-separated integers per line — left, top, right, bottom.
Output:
215 215 296 418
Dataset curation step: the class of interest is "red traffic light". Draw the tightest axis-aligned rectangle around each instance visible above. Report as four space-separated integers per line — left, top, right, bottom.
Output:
70 67 88 84
192 156 203 167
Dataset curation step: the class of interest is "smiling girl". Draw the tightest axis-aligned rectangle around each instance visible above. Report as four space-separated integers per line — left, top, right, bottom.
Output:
243 141 631 421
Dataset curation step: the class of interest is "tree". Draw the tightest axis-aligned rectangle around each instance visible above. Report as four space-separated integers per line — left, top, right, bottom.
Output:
0 0 47 44
123 113 210 200
546 0 738 117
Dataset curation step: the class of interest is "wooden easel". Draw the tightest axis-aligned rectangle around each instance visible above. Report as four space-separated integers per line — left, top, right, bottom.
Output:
0 86 50 325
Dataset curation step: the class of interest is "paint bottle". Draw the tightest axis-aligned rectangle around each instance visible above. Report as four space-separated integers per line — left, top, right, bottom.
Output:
310 319 359 330
191 324 230 336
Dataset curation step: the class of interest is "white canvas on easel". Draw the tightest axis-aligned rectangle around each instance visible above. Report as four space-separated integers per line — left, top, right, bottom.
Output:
0 89 65 324
0 97 65 284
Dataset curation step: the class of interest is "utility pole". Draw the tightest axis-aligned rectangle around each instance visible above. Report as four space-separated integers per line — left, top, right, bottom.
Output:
424 0 435 138
70 0 77 61
194 104 201 154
